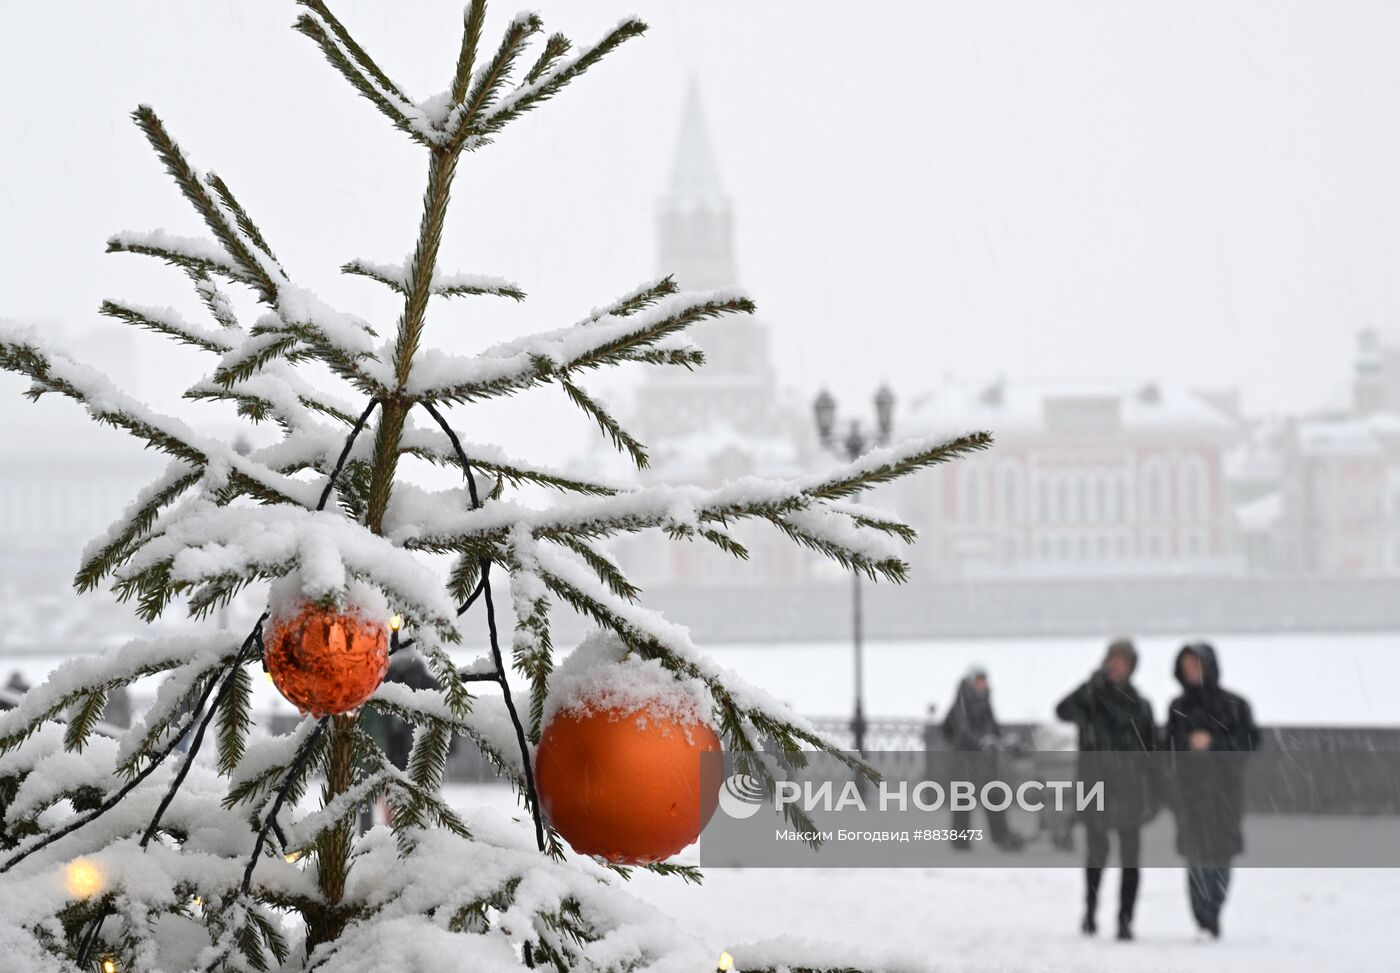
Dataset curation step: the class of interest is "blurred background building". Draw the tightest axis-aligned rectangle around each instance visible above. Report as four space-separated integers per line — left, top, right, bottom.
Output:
6 87 1400 650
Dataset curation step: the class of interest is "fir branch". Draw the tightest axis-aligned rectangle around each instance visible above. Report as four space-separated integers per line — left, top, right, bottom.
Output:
295 0 410 104
128 106 279 301
62 691 109 753
75 462 203 593
210 332 305 389
0 330 317 507
451 11 543 145
450 0 488 104
106 233 250 284
99 300 235 355
407 290 754 407
615 346 706 369
402 435 618 496
765 513 909 583
525 33 572 85
217 664 254 775
432 274 526 301
801 431 994 500
473 18 648 141
549 535 639 602
292 12 433 146
340 258 525 301
559 377 649 468
206 171 282 271
446 552 483 604
187 268 241 331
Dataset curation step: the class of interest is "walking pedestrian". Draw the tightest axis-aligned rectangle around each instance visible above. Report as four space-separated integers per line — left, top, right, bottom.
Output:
1165 641 1259 940
1056 638 1157 940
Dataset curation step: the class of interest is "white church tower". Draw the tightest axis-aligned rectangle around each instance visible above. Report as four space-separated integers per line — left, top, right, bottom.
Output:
612 82 817 588
632 81 781 450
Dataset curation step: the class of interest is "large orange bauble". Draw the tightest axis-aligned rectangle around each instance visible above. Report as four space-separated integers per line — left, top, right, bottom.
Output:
535 705 722 864
263 602 388 717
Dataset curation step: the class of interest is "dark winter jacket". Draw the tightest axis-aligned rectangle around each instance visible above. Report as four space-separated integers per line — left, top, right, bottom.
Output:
1164 643 1260 863
941 675 1002 784
1056 669 1159 829
943 676 999 752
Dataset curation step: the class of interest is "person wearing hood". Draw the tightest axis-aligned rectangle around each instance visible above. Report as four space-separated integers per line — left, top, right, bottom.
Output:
1056 638 1157 941
1165 641 1259 939
942 666 1020 850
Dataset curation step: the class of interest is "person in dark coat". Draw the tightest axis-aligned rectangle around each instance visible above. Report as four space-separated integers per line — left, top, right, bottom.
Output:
1165 642 1259 939
942 667 1019 849
1056 638 1156 940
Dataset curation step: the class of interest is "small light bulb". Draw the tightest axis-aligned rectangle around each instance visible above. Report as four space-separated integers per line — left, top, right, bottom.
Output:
717 951 734 972
191 895 203 908
389 614 403 632
101 957 118 973
284 850 303 864
63 857 104 900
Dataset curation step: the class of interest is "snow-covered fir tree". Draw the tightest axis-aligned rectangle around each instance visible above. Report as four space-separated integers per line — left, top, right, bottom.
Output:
0 3 989 970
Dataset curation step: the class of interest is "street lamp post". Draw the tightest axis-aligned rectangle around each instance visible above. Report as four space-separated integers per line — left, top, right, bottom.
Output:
812 385 895 755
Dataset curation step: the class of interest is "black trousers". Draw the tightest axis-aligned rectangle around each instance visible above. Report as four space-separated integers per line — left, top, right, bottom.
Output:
951 806 1011 843
1187 864 1232 928
1084 822 1141 920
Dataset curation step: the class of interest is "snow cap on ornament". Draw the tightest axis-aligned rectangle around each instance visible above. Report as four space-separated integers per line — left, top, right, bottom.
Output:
535 630 722 864
541 628 714 734
264 571 390 718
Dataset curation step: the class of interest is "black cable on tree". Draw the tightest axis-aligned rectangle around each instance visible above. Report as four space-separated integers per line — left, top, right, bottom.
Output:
419 400 546 854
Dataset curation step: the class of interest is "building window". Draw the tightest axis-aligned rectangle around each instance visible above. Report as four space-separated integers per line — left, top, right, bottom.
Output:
1180 457 1208 521
960 466 984 522
1143 458 1168 521
1000 465 1022 523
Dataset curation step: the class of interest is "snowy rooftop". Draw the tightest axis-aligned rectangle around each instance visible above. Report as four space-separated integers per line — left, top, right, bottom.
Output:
904 379 1239 439
1297 411 1400 457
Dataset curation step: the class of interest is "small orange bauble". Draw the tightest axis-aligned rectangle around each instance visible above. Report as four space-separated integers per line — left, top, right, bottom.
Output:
263 602 388 717
535 705 722 864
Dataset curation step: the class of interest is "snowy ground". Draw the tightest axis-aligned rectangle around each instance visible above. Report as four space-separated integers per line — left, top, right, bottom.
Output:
450 783 1399 973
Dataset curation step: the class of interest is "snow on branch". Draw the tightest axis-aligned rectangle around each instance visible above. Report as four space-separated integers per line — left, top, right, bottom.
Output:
463 17 650 147
114 504 460 638
187 362 362 432
405 288 754 405
99 299 235 355
311 822 711 973
128 105 282 303
571 276 679 327
0 631 243 753
106 229 250 284
800 431 993 499
343 258 526 301
398 423 620 496
0 324 319 508
293 6 444 146
74 460 203 593
445 11 544 150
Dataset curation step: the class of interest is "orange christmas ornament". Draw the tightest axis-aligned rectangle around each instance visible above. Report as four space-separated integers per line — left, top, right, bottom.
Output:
535 632 722 864
264 576 389 718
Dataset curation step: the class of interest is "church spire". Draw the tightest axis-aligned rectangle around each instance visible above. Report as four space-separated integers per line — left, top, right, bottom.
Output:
657 79 735 290
667 77 726 207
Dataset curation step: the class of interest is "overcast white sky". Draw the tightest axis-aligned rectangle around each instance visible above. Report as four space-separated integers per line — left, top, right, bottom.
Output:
5 0 1400 460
